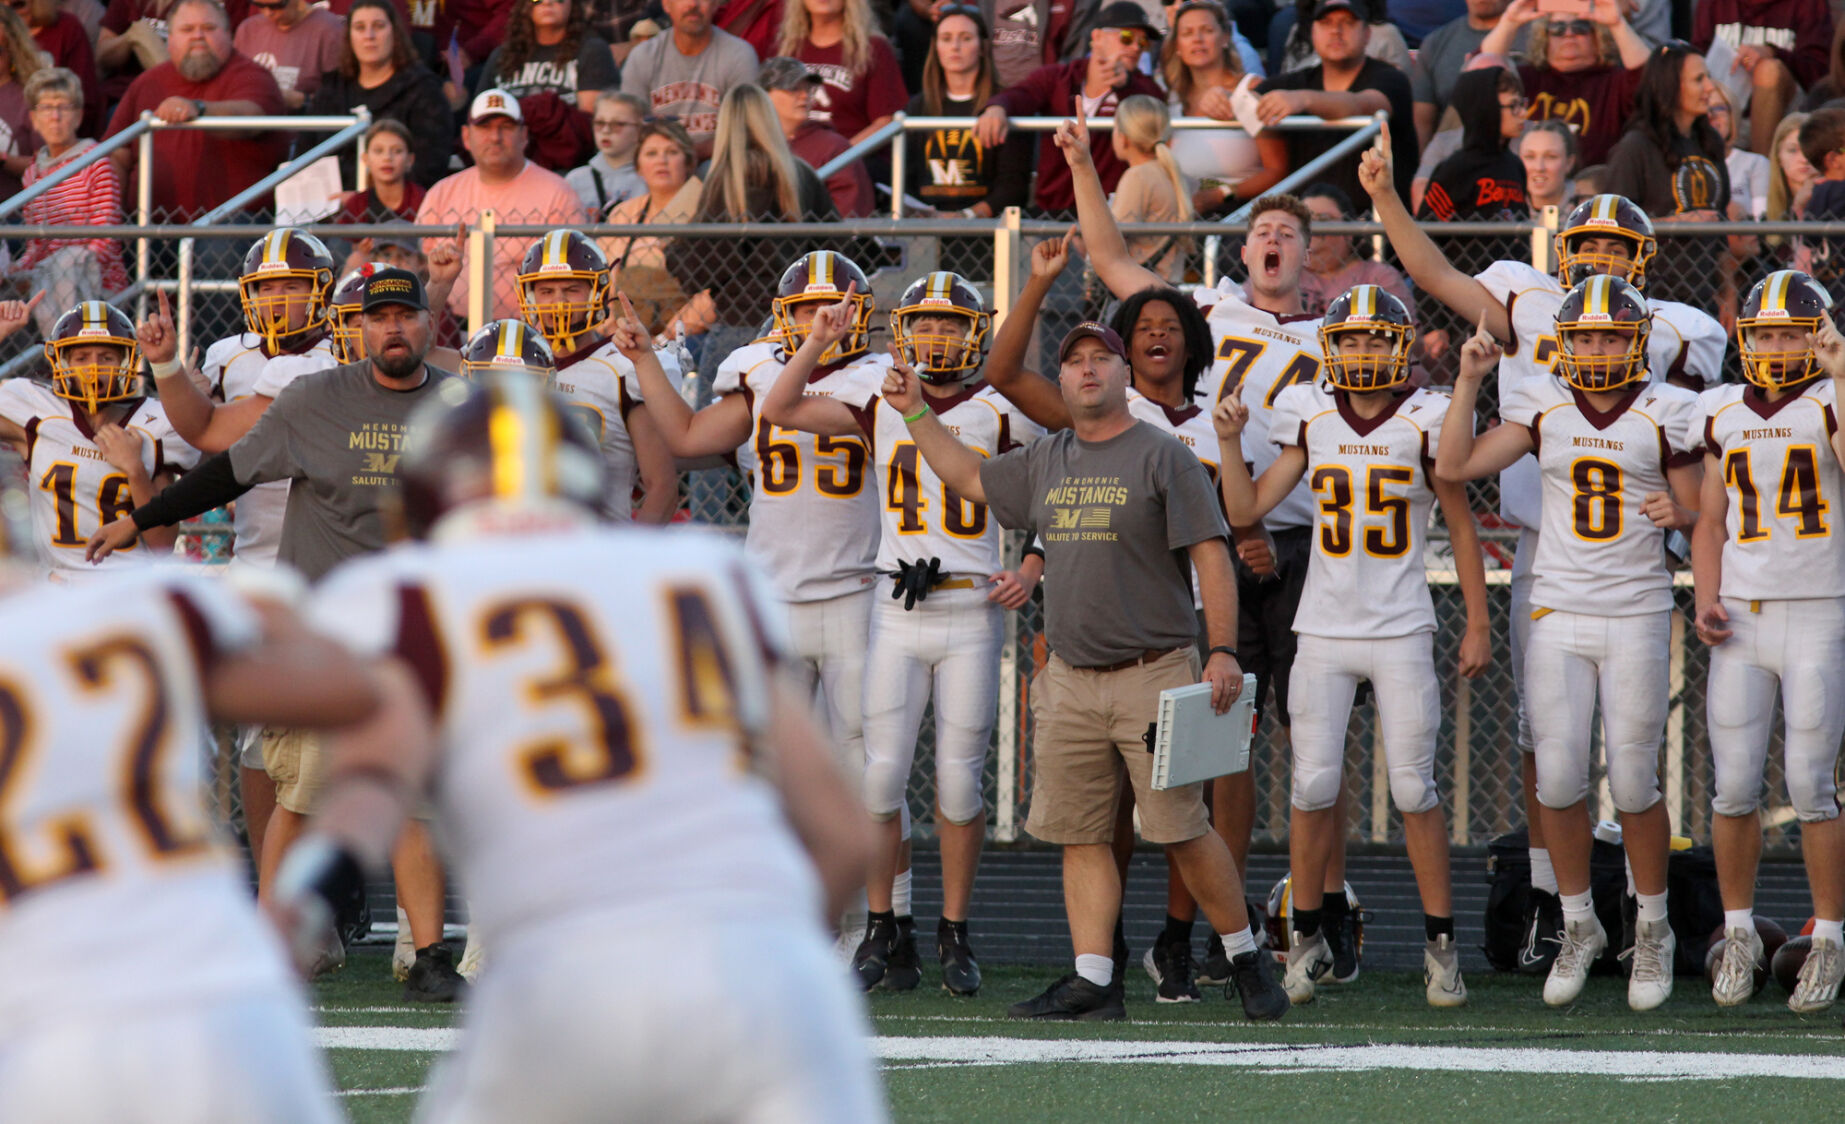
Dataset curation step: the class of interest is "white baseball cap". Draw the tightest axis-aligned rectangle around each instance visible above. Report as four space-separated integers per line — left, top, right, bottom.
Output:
468 88 523 125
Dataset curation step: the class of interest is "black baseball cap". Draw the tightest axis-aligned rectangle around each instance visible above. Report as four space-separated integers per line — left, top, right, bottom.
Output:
1094 1 1162 38
361 267 428 313
758 56 824 91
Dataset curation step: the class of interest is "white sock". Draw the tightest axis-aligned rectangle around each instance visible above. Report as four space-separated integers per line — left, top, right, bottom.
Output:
1529 848 1558 895
1635 891 1668 925
891 868 913 918
1814 919 1844 947
1560 890 1595 925
1075 953 1114 987
1623 857 1636 898
1222 927 1257 958
1723 908 1753 935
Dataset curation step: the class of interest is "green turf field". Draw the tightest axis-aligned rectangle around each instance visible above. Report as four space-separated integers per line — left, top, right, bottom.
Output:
318 949 1845 1123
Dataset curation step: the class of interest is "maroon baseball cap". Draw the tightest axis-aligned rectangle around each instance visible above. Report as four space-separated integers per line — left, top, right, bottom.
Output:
1058 321 1128 363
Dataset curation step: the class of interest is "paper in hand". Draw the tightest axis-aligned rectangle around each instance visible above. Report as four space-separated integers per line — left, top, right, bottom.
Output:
274 156 344 226
1231 74 1264 137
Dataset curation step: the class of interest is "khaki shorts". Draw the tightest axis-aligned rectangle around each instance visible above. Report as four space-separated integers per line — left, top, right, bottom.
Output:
263 727 328 815
1025 648 1211 846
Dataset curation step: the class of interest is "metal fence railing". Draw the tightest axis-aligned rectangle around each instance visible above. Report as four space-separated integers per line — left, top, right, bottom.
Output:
0 214 1828 853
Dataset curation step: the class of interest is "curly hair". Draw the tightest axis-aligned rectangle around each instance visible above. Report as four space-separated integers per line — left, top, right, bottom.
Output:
1248 192 1314 238
1110 287 1212 401
496 0 590 85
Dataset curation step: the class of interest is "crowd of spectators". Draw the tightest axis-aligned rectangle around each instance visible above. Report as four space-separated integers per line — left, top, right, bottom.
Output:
9 0 1845 359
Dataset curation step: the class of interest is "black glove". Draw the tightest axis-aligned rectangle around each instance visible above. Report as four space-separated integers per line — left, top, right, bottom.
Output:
892 556 944 610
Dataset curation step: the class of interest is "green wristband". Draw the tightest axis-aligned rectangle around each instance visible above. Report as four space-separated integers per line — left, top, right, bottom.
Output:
903 404 930 424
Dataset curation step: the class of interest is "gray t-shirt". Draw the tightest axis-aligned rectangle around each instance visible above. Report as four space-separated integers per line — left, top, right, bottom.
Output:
980 421 1228 667
619 29 760 146
1410 19 1529 111
228 360 458 581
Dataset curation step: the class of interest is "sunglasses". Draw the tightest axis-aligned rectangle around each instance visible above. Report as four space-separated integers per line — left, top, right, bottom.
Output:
1550 20 1593 37
1107 28 1147 44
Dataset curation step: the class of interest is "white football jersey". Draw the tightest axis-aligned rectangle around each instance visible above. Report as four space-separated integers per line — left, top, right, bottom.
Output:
715 343 888 603
553 340 682 523
1127 387 1222 611
1695 379 1845 602
1193 280 1320 529
309 518 824 947
1500 377 1701 616
1273 383 1454 639
851 382 1041 576
0 570 299 1035
1478 260 1727 529
0 380 200 577
202 333 339 569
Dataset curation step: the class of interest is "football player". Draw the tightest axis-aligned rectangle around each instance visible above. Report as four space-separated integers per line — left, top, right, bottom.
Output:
460 319 558 383
627 250 893 940
1435 276 1703 1011
1693 271 1845 1012
272 375 886 1123
1358 123 1727 972
1213 286 1491 1008
0 297 195 578
514 230 679 524
1052 99 1358 986
757 274 1045 997
0 477 389 1123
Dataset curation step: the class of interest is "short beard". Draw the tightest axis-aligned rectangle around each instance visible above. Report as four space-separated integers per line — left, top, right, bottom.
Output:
175 45 224 82
372 346 425 378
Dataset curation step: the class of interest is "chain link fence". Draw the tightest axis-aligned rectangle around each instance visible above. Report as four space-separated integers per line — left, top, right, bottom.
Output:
0 215 1829 855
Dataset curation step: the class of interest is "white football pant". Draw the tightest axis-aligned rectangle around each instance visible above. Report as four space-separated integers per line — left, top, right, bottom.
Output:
1287 632 1441 814
1709 596 1845 822
1526 608 1670 813
785 588 874 780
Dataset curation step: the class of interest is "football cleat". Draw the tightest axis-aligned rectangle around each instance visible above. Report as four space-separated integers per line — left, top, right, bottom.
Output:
1711 924 1763 1007
1143 932 1202 1003
404 942 466 1004
1518 889 1564 975
882 917 922 992
1228 949 1290 1021
1789 936 1844 1014
1543 915 1608 1007
1323 909 1361 985
1626 918 1675 1011
1006 973 1126 1021
850 916 897 992
938 920 981 996
1197 931 1231 986
1283 929 1333 1005
1424 935 1468 1008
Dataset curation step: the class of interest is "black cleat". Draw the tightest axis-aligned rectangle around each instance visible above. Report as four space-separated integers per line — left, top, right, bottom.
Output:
1144 931 1202 1003
1324 910 1360 984
1228 949 1290 1021
852 917 898 992
1517 889 1564 976
1109 917 1129 1003
1197 932 1231 986
404 942 466 1004
1007 972 1126 1021
882 917 922 992
938 920 981 996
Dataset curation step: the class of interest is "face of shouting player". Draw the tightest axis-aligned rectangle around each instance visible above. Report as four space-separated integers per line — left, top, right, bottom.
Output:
1242 210 1307 301
1127 299 1186 392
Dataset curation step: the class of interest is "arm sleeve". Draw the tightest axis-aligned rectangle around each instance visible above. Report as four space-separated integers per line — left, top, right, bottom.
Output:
978 444 1036 531
129 452 254 530
988 61 1060 117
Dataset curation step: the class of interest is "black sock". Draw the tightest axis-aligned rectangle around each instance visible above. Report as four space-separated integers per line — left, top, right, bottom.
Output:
1293 907 1323 939
1161 913 1195 946
1112 915 1128 961
1425 914 1454 942
1322 891 1349 918
867 909 896 928
938 917 967 940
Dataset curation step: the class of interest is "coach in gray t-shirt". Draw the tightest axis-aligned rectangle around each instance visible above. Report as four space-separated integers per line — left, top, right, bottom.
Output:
889 319 1288 1023
98 267 456 581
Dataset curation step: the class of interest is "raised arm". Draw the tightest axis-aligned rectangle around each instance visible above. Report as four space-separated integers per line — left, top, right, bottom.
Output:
1210 388 1307 525
1435 322 1533 481
1434 475 1492 677
139 289 269 452
984 233 1077 432
1358 120 1513 343
759 288 868 439
1479 0 1539 56
1057 97 1164 300
883 358 986 503
1815 315 1845 471
613 294 753 459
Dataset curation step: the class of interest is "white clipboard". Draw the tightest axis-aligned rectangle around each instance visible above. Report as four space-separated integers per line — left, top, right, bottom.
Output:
1150 675 1257 790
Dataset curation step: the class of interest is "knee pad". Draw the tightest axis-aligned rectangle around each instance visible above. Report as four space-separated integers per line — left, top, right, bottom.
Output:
1710 754 1765 818
1786 766 1842 823
1387 766 1439 816
1534 753 1589 810
935 763 985 826
1290 759 1341 812
862 760 908 820
1607 747 1662 815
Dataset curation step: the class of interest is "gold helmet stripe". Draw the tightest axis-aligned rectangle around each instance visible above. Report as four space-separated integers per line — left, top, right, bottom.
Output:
1585 275 1611 318
546 230 570 268
1592 195 1617 224
488 375 556 499
1764 271 1791 314
497 319 521 359
265 228 290 265
1353 285 1376 318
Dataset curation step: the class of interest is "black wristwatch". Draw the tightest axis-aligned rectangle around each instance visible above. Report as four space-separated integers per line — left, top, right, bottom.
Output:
193 99 208 117
1208 645 1239 662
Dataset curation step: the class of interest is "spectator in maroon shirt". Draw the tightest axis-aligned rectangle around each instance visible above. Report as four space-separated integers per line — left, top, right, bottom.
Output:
1693 0 1831 157
104 0 287 220
1480 0 1652 166
448 0 512 78
98 0 177 106
775 0 906 144
19 0 101 137
975 0 1163 215
760 55 873 216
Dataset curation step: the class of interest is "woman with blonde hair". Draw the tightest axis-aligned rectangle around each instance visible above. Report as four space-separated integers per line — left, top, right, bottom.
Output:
1108 94 1192 284
1162 0 1283 213
0 5 46 191
1767 111 1814 220
777 0 905 143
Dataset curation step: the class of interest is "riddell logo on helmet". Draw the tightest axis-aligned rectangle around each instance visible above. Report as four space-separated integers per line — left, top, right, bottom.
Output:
257 260 288 272
1755 307 1791 319
919 296 955 308
803 283 841 294
538 262 571 274
1577 311 1613 323
77 326 112 338
1584 216 1618 228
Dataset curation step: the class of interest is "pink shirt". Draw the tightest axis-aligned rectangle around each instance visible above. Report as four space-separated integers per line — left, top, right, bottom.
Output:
416 161 588 318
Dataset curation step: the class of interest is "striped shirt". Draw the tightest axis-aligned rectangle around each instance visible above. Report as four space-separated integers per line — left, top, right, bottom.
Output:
19 142 128 293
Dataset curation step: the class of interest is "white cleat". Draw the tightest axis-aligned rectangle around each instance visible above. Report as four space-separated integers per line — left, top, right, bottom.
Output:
1543 916 1607 1007
1710 925 1762 1007
1424 935 1467 1008
392 906 415 982
1789 936 1844 1014
457 924 486 982
1627 918 1675 1011
1283 930 1332 1005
